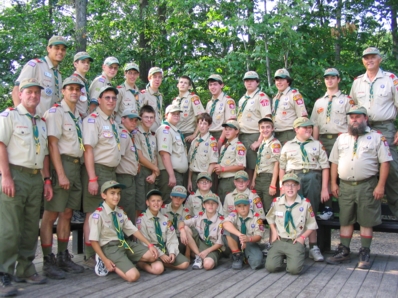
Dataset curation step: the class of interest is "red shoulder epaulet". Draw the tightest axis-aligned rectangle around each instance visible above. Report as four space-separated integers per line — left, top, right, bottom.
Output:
96 207 103 211
199 211 204 216
117 85 122 89
305 198 310 203
251 189 257 193
165 126 170 130
259 92 265 96
161 204 166 208
41 117 46 122
292 89 297 93
347 95 352 99
237 141 242 144
122 129 128 133
254 212 260 217
219 215 225 220
190 192 195 195
377 130 382 134
53 103 60 107
354 76 358 80
34 58 43 63
140 90 146 94
8 107 15 111
90 113 98 118
272 198 277 202
232 209 238 213
184 208 189 212
210 136 216 140
226 95 231 98
151 132 155 136
139 213 144 217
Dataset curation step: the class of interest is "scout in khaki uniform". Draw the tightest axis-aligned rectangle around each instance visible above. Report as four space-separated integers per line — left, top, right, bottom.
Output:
187 113 219 193
213 119 246 203
13 36 67 116
205 74 236 141
71 51 94 118
237 71 272 182
279 117 330 262
89 181 163 281
223 193 265 270
135 105 159 218
223 171 266 219
272 68 308 145
115 62 142 124
142 67 164 132
179 193 224 270
0 78 53 295
156 104 188 203
137 189 190 270
40 77 86 280
349 47 398 219
82 86 122 267
88 57 120 112
326 106 392 269
265 173 318 275
116 110 141 222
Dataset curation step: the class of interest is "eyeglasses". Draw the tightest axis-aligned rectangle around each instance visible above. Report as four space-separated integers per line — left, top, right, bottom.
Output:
198 180 211 184
103 96 117 101
283 183 298 188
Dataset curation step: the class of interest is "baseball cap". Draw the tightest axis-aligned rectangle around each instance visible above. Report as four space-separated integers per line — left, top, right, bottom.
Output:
203 193 219 204
146 189 163 200
222 119 240 130
234 193 250 205
207 74 223 84
196 172 212 183
19 78 44 90
258 117 273 125
148 67 163 77
103 57 120 66
74 52 93 62
234 170 249 181
170 185 187 199
101 180 126 193
98 86 119 98
121 110 141 120
323 68 339 77
243 71 259 80
293 117 314 128
124 62 140 72
274 68 290 79
48 36 68 47
362 47 381 57
282 173 300 184
165 104 182 114
346 105 367 116
62 76 84 88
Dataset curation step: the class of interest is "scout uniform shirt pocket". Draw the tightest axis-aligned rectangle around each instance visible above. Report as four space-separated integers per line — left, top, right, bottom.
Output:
14 124 32 146
376 86 392 104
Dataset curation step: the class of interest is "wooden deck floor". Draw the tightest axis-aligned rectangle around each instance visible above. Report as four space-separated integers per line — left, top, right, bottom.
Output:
14 251 398 298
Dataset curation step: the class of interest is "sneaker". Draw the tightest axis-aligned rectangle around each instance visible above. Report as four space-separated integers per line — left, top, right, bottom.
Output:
94 254 109 277
316 206 334 220
71 211 85 224
231 253 243 270
83 255 96 269
42 253 66 279
358 247 371 269
14 273 47 284
57 250 84 273
309 245 324 262
262 243 271 257
0 273 17 297
326 243 350 265
192 255 203 270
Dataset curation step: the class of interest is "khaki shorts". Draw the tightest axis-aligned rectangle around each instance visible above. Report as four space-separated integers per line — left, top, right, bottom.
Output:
159 251 189 266
239 132 260 170
102 240 148 273
192 229 220 267
45 156 82 212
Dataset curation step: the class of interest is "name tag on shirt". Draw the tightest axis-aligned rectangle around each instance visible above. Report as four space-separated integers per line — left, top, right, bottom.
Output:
275 211 284 217
44 71 52 78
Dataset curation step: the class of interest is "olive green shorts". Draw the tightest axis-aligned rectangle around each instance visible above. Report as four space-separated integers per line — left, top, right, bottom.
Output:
135 166 155 211
102 240 148 273
159 251 189 266
115 173 136 221
239 132 260 170
255 172 278 212
193 229 220 267
275 130 295 145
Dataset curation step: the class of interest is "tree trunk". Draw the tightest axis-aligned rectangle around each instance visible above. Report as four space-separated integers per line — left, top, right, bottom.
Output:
390 1 398 62
334 0 342 63
75 0 87 52
263 0 271 88
139 0 151 84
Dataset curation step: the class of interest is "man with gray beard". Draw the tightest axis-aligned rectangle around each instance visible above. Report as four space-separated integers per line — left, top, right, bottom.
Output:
326 106 392 269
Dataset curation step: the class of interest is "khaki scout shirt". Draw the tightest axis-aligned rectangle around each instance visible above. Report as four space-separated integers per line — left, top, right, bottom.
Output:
156 123 188 173
82 107 121 167
273 88 308 132
116 124 139 176
350 69 398 122
135 125 157 165
279 137 330 172
89 73 111 103
237 89 272 133
329 127 392 181
136 210 180 256
0 104 48 169
185 190 223 216
115 82 142 124
16 56 62 116
256 136 281 174
72 71 90 118
160 203 192 236
184 212 224 246
172 91 205 134
188 132 219 173
89 203 138 247
223 210 265 237
218 137 247 178
223 188 266 219
265 194 318 240
141 87 163 132
310 91 354 134
43 100 83 158
205 93 236 133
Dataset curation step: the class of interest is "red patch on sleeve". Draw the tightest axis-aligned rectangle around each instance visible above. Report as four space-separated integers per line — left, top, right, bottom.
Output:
184 208 189 212
117 85 122 89
41 117 46 122
199 211 204 216
251 189 257 193
219 215 224 220
96 207 103 211
90 113 98 118
140 90 146 94
272 198 277 202
139 213 144 217
254 212 260 217
165 126 170 130
190 192 195 195
305 198 310 203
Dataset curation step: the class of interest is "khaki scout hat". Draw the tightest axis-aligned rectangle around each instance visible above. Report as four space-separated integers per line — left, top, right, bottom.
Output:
170 185 187 199
101 180 126 193
222 119 240 130
19 78 44 90
148 67 163 77
98 86 119 98
48 36 68 47
207 74 223 84
146 189 163 200
196 172 212 183
74 52 93 62
346 105 367 116
234 170 249 181
323 68 340 77
234 193 250 205
121 110 141 120
293 117 314 128
165 104 182 114
203 193 219 204
124 62 140 72
243 71 259 80
274 68 290 79
282 173 300 184
62 76 84 88
103 57 120 66
362 47 381 57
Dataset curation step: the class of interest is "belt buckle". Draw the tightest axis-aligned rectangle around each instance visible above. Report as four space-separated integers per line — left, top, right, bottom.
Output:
303 169 309 173
327 135 333 139
32 169 38 174
74 159 79 164
351 181 358 186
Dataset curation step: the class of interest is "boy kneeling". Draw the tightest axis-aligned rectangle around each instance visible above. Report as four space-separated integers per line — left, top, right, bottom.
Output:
265 173 317 275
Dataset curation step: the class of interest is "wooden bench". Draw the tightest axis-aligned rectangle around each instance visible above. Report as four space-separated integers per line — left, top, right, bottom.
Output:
317 199 398 252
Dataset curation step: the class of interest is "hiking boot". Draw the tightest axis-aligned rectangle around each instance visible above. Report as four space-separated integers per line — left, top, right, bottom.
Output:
94 254 109 277
83 255 96 269
43 253 66 279
309 245 324 262
192 255 203 270
14 273 47 284
57 250 84 273
326 244 350 265
231 253 243 270
0 273 17 297
358 247 371 269
316 206 334 220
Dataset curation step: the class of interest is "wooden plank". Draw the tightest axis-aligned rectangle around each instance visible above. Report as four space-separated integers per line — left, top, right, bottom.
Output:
376 255 398 298
234 272 284 298
356 254 388 298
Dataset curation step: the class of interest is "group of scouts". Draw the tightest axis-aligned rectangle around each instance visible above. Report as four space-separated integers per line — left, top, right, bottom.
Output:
0 34 397 296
